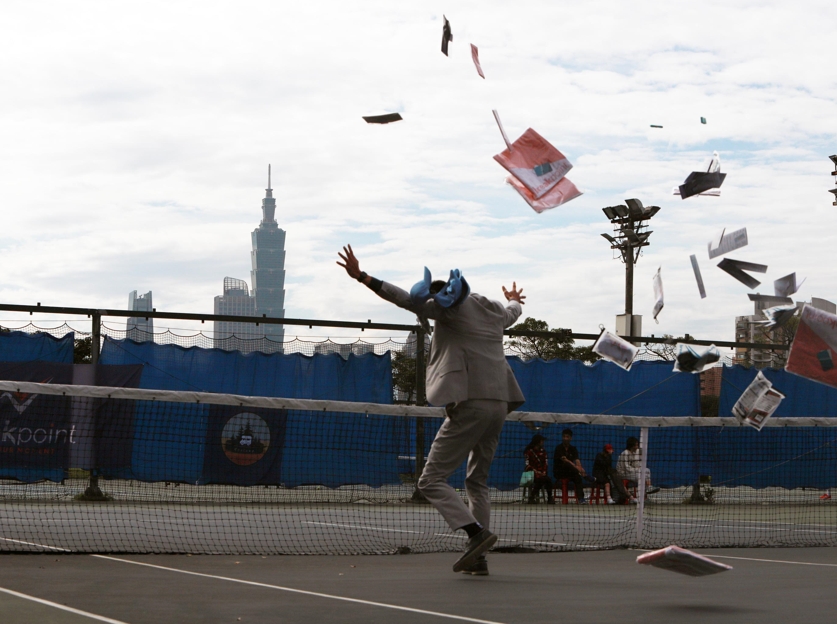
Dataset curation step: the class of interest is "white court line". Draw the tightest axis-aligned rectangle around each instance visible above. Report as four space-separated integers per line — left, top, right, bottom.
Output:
0 537 72 552
92 555 507 624
0 586 129 623
698 554 837 567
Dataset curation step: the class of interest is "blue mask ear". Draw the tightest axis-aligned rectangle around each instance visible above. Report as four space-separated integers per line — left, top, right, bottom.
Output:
409 267 433 306
433 269 470 308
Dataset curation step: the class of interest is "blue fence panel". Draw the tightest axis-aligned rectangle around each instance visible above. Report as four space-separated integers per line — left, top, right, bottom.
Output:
0 331 74 363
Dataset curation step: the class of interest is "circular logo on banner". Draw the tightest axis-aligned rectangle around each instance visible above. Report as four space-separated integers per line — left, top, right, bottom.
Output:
221 413 271 466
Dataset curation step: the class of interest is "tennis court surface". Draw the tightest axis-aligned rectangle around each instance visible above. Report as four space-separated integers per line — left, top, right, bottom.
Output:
1 547 836 624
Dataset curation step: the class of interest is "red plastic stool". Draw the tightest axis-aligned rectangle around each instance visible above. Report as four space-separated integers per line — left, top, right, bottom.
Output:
588 484 606 504
553 479 582 504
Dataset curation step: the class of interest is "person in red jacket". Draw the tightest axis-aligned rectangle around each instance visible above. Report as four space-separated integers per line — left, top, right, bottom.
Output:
524 434 554 504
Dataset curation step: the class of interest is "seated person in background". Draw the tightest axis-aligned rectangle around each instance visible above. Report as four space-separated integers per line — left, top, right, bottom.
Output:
616 436 661 496
553 428 587 504
593 444 633 504
524 434 554 504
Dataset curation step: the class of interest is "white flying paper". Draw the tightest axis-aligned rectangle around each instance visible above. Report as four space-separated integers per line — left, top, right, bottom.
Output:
637 546 732 577
652 267 664 322
690 255 707 299
708 227 748 260
759 304 798 330
673 344 720 374
592 330 639 371
732 371 785 431
774 272 806 298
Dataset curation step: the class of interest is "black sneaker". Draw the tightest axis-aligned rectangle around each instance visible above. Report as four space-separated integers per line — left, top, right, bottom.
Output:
646 486 661 495
461 555 489 576
453 529 498 573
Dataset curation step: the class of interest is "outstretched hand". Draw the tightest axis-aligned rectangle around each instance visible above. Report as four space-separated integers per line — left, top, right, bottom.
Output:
502 282 525 305
336 244 362 280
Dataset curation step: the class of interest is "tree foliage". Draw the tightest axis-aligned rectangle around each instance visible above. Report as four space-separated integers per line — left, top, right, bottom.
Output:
74 337 92 364
392 349 417 402
506 317 599 363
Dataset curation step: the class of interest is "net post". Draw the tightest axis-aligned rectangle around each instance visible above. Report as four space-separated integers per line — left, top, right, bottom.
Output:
412 328 427 501
635 427 649 545
83 311 106 500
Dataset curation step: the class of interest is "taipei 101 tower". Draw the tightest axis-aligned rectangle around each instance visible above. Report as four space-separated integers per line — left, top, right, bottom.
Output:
250 165 286 351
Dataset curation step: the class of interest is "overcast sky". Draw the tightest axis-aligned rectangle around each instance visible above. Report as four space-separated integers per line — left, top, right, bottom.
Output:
1 1 836 345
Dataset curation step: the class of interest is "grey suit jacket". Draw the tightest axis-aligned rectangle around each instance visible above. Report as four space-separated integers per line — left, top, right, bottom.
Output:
376 282 525 412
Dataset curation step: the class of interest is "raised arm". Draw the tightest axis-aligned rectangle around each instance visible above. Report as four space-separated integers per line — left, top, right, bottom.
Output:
501 282 525 327
337 244 441 318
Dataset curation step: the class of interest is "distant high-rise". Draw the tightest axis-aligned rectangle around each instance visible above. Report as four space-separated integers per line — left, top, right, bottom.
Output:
250 165 286 352
214 277 263 352
127 290 153 342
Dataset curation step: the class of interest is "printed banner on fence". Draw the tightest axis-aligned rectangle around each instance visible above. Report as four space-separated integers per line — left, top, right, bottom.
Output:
0 362 74 482
202 405 288 486
786 304 837 389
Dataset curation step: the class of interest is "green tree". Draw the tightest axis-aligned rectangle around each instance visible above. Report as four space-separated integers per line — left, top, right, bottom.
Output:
506 317 599 363
74 337 93 364
392 349 417 402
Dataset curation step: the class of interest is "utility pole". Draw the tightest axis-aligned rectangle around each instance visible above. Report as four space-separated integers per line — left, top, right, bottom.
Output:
601 199 660 340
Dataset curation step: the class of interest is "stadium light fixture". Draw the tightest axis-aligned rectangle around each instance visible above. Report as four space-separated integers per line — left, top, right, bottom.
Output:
600 198 660 317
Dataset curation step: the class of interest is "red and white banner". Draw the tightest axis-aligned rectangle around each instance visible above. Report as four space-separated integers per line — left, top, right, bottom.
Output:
506 175 581 213
786 304 837 388
493 128 572 199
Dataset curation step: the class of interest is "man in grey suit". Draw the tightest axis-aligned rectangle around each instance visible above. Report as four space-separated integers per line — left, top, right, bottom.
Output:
337 245 526 575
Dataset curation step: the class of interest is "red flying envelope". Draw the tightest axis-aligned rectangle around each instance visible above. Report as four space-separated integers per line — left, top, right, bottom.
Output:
507 175 582 213
493 128 573 199
470 44 485 79
786 304 837 389
637 546 732 577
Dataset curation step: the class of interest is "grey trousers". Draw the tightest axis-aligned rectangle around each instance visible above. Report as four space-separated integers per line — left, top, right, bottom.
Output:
417 399 507 531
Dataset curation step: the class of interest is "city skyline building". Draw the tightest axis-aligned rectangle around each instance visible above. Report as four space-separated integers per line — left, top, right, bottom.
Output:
127 290 153 342
250 165 286 352
213 277 263 352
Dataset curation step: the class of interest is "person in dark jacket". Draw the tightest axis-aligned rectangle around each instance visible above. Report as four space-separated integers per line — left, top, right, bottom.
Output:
593 444 632 504
524 434 554 504
553 429 587 504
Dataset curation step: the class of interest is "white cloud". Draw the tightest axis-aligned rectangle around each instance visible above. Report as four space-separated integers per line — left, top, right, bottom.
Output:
0 0 835 347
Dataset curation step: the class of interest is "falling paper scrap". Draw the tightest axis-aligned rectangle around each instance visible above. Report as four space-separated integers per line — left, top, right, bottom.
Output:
717 258 766 289
470 44 485 79
701 117 707 124
690 255 706 299
786 304 837 389
673 187 720 197
592 330 639 371
362 113 403 124
708 227 748 259
493 128 573 199
733 371 785 431
652 267 664 322
759 304 798 330
748 293 793 306
506 175 582 213
637 546 732 577
774 272 806 298
673 343 720 373
441 15 453 56
678 151 726 199
650 125 663 128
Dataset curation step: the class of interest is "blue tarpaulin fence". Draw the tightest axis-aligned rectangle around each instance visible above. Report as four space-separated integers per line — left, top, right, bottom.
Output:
98 337 394 486
4 334 835 490
0 331 74 363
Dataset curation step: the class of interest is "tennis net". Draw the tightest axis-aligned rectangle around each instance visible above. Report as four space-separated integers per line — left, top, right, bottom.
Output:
0 380 835 554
